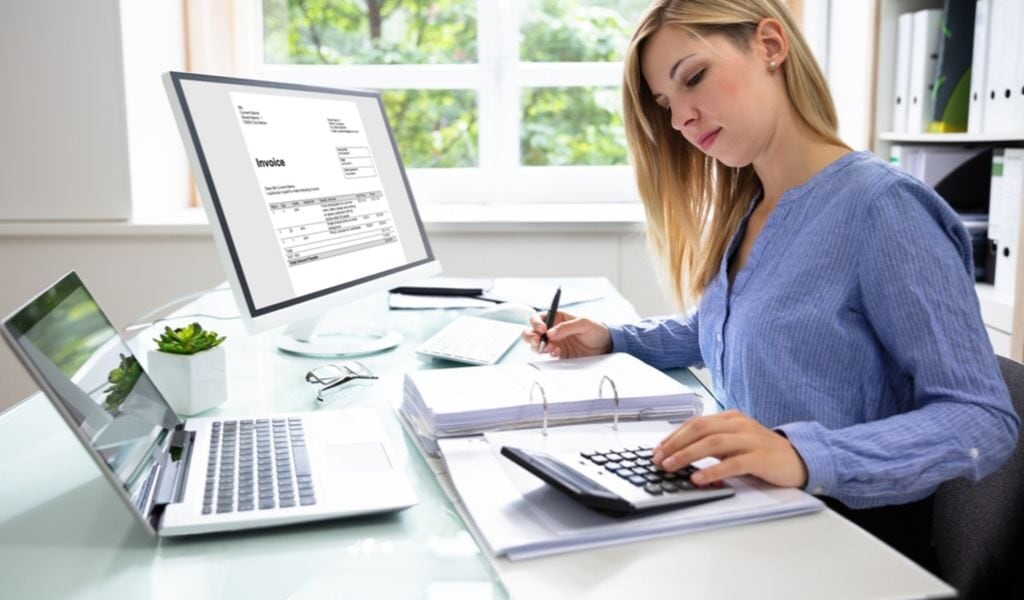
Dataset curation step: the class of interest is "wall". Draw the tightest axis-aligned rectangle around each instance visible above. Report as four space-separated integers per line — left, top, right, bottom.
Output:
0 0 132 220
0 229 676 412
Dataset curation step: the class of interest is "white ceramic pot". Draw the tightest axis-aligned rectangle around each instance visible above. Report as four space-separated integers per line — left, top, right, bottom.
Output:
146 345 227 416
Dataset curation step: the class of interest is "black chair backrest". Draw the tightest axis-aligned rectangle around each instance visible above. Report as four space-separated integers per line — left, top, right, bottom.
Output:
932 355 1024 599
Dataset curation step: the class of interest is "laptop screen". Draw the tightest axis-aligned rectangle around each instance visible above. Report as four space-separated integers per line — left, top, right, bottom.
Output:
3 272 180 514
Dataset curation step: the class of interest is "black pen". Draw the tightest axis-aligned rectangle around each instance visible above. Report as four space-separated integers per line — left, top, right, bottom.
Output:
539 286 561 353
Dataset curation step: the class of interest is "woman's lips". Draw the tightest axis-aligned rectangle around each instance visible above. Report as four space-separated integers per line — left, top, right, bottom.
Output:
698 128 721 151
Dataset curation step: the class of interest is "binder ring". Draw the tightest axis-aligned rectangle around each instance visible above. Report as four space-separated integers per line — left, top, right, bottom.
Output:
599 375 620 431
531 381 550 436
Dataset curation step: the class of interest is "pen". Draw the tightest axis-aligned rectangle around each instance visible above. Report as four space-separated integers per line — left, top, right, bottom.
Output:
539 286 561 353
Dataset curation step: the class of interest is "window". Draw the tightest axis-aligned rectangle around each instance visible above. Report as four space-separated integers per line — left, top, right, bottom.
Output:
256 0 648 204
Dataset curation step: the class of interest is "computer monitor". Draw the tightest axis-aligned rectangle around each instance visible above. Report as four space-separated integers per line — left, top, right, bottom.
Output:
163 72 440 357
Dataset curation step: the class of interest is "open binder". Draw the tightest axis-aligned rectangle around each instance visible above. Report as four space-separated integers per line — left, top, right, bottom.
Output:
439 421 823 560
399 353 705 456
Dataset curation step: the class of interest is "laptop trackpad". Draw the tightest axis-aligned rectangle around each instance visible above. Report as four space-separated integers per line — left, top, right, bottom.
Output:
326 442 393 473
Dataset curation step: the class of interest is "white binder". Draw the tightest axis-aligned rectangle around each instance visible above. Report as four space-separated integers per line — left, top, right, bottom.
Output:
1013 3 1024 133
989 149 1006 250
983 0 1010 134
906 9 943 134
892 12 914 133
968 0 990 134
995 149 1024 302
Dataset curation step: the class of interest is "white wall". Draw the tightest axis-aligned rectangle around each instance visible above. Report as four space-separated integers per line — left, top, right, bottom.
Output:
0 0 132 220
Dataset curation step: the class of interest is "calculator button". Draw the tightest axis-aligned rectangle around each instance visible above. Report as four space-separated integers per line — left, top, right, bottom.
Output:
643 483 664 495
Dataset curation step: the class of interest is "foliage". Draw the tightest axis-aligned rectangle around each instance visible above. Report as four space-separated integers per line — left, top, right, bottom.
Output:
104 354 142 412
154 323 226 355
266 0 644 168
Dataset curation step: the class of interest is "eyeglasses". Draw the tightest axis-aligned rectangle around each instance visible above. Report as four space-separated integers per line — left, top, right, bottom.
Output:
305 361 378 403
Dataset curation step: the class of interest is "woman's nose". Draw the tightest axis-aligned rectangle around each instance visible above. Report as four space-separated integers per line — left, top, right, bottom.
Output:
670 102 696 133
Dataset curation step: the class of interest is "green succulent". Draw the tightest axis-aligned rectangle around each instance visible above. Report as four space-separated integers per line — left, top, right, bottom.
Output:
104 353 141 411
154 322 226 355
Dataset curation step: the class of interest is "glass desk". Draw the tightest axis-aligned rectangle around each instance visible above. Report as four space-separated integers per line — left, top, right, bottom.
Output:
0 278 954 599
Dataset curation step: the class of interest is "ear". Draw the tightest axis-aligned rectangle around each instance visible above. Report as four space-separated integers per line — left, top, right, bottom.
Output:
754 18 789 70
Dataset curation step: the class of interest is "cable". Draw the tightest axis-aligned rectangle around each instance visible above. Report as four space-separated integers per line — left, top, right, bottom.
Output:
123 283 237 332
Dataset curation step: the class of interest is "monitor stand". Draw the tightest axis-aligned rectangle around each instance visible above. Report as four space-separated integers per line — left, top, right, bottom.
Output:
277 317 403 358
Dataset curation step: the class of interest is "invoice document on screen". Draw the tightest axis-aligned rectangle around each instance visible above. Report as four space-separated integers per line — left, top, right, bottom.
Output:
230 91 412 304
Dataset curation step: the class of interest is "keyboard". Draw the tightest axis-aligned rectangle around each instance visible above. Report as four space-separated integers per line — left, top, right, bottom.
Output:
500 445 735 516
416 315 525 365
202 418 316 515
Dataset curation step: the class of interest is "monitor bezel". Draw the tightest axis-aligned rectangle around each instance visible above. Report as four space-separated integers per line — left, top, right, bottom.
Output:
163 71 440 333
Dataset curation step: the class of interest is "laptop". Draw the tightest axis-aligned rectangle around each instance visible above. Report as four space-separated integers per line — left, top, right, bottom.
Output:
2 271 418 536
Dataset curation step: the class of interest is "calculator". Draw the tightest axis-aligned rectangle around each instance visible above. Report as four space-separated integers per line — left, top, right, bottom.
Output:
500 445 735 516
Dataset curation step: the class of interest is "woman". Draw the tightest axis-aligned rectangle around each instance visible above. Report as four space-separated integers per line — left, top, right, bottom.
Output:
524 0 1018 570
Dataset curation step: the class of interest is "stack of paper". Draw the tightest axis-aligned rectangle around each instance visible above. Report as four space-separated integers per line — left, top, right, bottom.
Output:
400 353 704 456
439 421 823 560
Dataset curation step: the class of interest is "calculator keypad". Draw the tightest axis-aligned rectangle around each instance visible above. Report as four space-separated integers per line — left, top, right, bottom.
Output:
580 446 725 495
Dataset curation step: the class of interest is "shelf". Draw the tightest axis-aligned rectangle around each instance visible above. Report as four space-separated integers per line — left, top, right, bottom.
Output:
975 283 1014 334
878 132 1024 143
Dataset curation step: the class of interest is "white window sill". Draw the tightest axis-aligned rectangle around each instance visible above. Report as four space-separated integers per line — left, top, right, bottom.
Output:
0 203 649 236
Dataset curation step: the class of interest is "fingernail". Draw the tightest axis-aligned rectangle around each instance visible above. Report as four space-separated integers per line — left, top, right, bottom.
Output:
663 456 677 470
652 451 663 463
692 471 705 483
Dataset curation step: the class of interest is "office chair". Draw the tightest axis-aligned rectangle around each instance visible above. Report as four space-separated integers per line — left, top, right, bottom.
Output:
932 355 1024 599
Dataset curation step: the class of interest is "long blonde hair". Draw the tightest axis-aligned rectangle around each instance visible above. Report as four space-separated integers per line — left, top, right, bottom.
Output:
623 0 844 307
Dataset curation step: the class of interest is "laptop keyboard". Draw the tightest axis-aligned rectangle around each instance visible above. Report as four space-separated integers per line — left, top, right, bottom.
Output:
202 418 316 515
416 315 524 365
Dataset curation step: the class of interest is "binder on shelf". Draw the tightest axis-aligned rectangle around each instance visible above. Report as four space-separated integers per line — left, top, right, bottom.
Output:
982 0 1011 134
892 11 914 133
995 149 1024 301
928 0 976 133
968 0 991 133
438 421 823 560
907 9 943 134
1014 6 1024 133
399 353 704 456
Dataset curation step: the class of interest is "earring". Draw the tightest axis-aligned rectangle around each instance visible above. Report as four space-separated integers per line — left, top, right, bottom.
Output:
769 60 777 70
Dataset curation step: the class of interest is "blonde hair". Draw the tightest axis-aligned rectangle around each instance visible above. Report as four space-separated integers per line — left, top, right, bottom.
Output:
623 0 844 307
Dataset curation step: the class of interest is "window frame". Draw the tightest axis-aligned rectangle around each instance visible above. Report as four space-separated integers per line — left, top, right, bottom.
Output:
240 0 639 205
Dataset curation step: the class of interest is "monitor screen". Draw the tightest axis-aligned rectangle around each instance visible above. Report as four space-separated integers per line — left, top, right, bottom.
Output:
163 72 439 349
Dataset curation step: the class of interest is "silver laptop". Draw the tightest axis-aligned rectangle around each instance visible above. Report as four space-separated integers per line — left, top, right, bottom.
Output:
2 271 418 536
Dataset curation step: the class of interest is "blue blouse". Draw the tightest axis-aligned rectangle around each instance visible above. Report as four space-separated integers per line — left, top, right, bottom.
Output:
608 151 1019 508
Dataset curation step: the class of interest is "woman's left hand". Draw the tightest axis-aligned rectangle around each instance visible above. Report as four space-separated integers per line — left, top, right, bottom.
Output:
652 410 809 489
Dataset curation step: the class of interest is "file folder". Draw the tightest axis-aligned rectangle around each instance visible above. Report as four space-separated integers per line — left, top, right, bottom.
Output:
995 149 1024 301
892 12 914 133
968 0 991 134
982 0 1011 134
928 0 976 133
907 9 943 134
400 353 704 456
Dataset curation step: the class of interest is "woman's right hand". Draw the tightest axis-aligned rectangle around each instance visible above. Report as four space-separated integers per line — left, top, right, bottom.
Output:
523 310 613 359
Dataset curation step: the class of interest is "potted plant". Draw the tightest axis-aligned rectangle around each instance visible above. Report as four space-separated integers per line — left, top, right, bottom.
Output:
147 322 227 415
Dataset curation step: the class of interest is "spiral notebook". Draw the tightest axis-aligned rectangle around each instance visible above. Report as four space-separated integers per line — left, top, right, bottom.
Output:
399 353 705 456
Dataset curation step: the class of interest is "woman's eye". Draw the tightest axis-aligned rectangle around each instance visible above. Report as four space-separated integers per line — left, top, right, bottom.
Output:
685 69 705 87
